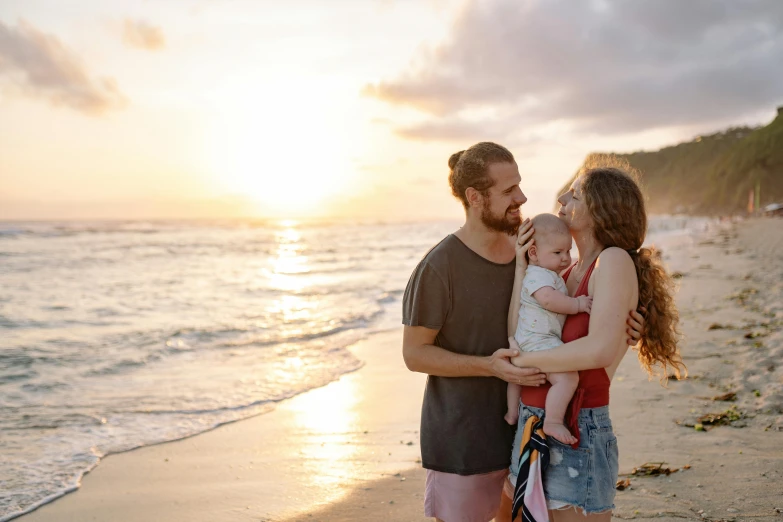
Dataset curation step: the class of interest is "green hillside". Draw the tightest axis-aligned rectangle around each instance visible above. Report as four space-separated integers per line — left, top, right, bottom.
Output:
558 108 783 215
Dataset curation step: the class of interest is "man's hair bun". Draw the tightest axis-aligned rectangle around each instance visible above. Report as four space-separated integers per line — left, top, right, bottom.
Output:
448 150 465 171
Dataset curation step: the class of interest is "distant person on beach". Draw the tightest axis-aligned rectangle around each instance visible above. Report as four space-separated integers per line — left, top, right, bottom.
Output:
402 142 645 522
497 159 685 522
504 214 591 446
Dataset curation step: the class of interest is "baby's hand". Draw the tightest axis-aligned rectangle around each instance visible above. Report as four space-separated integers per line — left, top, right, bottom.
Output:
577 295 593 314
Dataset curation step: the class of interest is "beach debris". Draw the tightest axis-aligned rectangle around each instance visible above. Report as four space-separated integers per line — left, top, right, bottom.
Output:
753 389 761 397
744 331 765 339
678 404 747 430
623 462 681 477
708 323 734 330
616 478 632 490
711 392 737 402
728 287 758 304
671 271 686 279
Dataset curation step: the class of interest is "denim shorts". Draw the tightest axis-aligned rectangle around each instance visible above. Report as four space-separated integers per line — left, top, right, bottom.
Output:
508 402 619 514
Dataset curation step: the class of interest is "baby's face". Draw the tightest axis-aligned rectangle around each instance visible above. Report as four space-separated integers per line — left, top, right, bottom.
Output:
532 232 573 272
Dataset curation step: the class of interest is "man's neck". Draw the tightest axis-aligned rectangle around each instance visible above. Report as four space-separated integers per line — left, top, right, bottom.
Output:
454 216 515 264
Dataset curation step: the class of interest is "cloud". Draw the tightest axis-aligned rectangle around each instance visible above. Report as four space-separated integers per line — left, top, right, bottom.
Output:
0 19 126 115
365 0 783 140
122 18 165 51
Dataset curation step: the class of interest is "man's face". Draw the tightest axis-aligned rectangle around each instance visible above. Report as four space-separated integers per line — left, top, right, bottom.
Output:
480 162 527 236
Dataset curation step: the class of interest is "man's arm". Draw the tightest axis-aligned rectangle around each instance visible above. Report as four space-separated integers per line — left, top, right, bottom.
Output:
507 220 534 338
402 325 546 385
507 264 526 338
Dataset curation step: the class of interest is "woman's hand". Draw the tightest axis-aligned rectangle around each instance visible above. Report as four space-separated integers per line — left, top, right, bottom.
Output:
626 306 646 346
515 219 534 269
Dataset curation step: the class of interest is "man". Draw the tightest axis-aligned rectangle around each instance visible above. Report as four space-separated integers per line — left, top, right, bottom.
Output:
402 142 642 522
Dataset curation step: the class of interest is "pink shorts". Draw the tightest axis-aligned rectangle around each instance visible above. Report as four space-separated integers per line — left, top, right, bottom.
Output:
425 468 508 522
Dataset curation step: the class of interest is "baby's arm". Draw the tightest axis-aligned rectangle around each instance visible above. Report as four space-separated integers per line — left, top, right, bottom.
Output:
532 287 592 315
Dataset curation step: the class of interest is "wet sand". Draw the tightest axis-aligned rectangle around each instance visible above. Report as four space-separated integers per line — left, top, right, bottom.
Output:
18 218 783 522
18 332 428 522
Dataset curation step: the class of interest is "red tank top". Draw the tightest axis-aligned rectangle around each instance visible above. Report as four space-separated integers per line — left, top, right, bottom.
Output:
519 260 610 446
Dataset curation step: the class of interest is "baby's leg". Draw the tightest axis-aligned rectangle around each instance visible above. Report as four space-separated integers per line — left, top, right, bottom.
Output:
543 371 579 445
505 382 521 425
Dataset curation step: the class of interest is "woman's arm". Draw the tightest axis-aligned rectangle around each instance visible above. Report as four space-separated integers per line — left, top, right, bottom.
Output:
510 248 637 372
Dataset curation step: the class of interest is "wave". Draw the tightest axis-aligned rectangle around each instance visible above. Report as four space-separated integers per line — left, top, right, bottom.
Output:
0 350 366 522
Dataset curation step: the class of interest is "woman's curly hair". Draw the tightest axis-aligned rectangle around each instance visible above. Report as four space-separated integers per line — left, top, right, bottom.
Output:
579 155 686 382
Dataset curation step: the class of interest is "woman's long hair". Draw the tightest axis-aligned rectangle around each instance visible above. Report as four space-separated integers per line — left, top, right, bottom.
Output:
579 157 686 382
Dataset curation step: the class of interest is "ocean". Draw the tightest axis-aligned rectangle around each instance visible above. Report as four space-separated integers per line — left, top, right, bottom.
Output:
0 216 713 521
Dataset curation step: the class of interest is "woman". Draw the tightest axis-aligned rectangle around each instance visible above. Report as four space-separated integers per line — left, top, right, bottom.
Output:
498 160 685 521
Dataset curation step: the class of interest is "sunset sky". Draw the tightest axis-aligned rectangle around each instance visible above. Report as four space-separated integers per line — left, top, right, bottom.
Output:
1 0 781 221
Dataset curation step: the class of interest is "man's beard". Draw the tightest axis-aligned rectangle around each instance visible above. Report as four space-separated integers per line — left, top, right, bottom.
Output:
481 199 521 236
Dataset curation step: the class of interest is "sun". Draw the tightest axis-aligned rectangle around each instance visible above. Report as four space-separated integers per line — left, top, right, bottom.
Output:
209 85 356 217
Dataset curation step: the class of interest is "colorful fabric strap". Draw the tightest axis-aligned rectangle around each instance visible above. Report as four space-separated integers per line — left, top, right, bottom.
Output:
511 415 550 522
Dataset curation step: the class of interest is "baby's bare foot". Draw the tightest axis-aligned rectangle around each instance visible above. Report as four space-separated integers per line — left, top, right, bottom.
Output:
543 421 577 445
504 411 519 425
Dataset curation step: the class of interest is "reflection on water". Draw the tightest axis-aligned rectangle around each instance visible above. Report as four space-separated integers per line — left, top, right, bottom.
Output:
267 222 309 292
0 218 457 520
292 376 360 496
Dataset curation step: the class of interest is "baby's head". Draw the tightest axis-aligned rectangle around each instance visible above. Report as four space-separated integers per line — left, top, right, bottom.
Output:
528 214 572 272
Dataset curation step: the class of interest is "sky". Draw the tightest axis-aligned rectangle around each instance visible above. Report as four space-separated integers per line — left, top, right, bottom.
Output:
1 0 781 221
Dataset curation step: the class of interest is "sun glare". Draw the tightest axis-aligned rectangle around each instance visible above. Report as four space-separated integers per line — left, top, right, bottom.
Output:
209 84 356 217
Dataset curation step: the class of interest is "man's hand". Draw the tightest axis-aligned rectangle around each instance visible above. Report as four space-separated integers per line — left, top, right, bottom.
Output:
577 295 593 314
626 306 646 346
515 219 535 269
489 341 546 386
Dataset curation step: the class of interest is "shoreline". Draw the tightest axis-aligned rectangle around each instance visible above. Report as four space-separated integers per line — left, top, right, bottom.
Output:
17 330 428 522
15 217 783 522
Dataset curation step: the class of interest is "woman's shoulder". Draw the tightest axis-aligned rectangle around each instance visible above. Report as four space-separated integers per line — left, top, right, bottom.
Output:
593 247 636 281
598 246 635 265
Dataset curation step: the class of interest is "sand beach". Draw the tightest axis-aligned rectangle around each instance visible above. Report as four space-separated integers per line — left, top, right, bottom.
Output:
16 218 783 522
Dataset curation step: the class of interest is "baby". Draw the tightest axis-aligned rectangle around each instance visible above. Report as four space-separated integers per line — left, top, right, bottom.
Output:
505 213 592 445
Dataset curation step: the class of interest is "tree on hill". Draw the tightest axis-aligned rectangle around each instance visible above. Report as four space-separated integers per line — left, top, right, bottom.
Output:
557 108 783 215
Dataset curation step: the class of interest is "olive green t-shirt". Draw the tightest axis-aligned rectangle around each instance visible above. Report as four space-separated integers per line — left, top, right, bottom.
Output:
402 234 516 475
